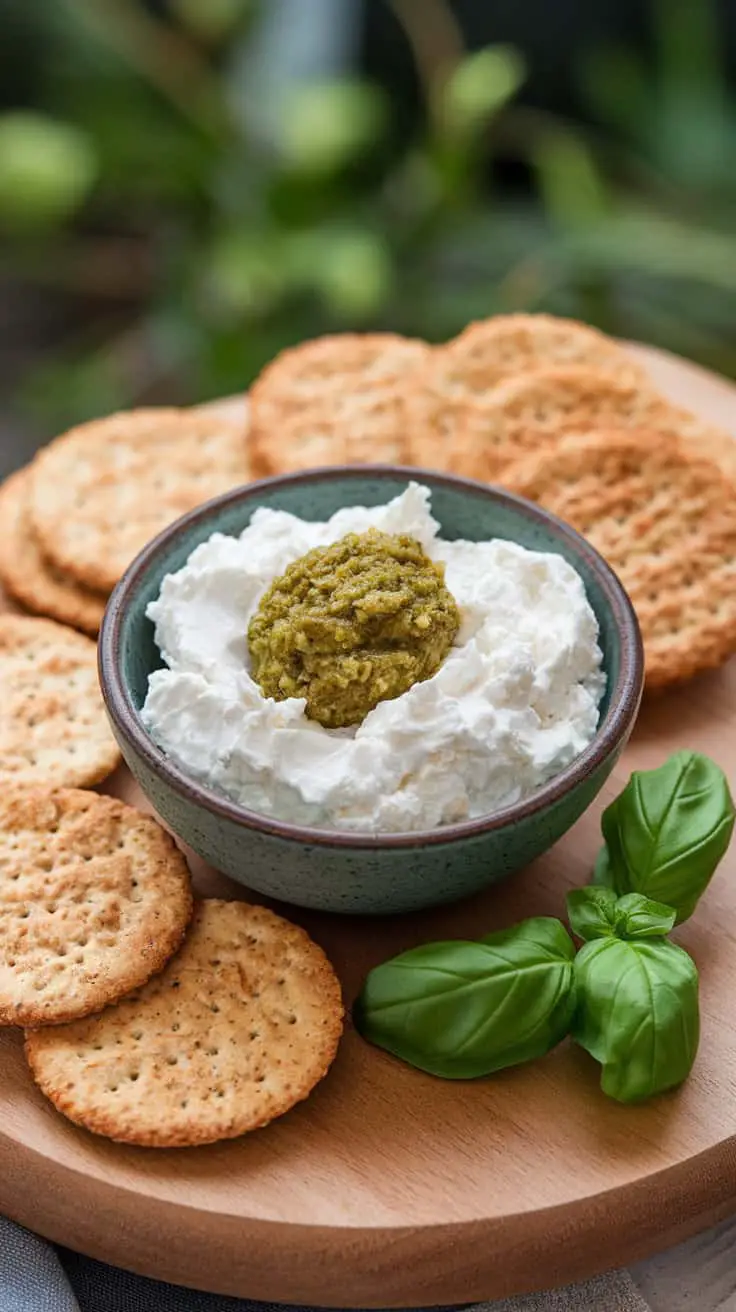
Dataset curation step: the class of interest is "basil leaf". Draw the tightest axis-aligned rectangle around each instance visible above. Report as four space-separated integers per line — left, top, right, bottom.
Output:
601 750 735 923
354 917 576 1079
567 886 618 941
613 892 676 939
572 936 699 1102
568 888 676 942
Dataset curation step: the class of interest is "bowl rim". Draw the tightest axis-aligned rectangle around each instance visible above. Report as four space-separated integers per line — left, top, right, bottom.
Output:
99 463 644 850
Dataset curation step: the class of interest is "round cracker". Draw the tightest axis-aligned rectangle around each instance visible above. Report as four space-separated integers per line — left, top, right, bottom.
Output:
0 468 107 635
421 313 647 397
249 332 430 475
0 615 120 788
0 788 193 1026
28 408 252 595
506 429 736 688
406 365 736 484
25 899 344 1147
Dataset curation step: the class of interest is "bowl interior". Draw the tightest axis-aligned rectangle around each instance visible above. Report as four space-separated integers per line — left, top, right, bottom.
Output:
117 469 622 731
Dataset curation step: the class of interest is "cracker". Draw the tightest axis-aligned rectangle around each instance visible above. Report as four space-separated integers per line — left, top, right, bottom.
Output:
506 429 736 688
421 313 647 397
25 899 344 1147
253 389 413 473
28 408 252 595
0 788 193 1026
406 365 736 483
0 616 120 788
0 468 107 635
249 332 430 474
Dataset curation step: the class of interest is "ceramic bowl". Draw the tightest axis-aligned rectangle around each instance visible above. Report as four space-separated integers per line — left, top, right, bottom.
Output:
99 465 643 915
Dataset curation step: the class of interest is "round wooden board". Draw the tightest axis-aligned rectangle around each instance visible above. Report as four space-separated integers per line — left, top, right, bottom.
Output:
1 343 736 1308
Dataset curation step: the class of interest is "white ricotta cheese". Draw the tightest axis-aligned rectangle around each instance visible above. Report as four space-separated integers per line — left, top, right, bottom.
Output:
142 484 605 833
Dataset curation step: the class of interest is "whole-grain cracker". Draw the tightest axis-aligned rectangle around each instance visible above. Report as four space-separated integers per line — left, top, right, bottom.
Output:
406 365 736 483
418 313 647 398
25 899 344 1147
0 615 120 788
505 428 736 688
28 408 252 595
249 332 430 475
0 788 193 1027
0 468 107 635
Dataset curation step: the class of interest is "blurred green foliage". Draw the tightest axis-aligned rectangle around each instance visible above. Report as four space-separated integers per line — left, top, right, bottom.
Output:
1 0 736 431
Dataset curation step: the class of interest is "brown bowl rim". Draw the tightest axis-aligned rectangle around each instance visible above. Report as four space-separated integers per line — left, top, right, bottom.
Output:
99 464 644 850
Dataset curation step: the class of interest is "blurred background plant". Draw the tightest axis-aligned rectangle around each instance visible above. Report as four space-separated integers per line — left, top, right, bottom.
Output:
1 0 736 447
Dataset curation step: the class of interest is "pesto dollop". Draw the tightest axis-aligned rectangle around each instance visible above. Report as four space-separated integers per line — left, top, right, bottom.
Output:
247 528 460 728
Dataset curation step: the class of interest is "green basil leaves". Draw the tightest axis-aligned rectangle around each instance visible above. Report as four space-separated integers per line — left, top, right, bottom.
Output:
597 750 735 923
355 751 731 1105
354 917 576 1079
571 935 699 1103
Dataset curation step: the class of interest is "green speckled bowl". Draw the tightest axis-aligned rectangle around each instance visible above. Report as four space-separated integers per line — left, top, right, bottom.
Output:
98 466 643 914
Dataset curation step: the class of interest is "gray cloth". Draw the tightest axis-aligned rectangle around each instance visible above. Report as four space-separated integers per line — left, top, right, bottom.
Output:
0 1215 651 1312
0 1218 79 1311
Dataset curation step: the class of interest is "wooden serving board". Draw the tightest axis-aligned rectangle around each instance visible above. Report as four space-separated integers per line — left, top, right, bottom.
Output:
1 344 736 1308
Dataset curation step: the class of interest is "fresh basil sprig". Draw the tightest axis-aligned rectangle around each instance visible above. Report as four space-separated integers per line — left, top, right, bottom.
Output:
354 917 576 1079
566 886 699 1102
355 750 729 1102
595 750 735 923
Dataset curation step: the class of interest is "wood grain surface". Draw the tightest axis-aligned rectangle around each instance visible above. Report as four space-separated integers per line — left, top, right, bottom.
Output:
0 343 735 1308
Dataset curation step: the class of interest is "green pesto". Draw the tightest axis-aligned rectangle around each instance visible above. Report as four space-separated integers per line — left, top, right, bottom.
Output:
247 528 460 729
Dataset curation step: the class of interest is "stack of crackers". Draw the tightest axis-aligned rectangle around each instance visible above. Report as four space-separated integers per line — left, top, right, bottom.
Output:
0 786 343 1147
249 316 736 690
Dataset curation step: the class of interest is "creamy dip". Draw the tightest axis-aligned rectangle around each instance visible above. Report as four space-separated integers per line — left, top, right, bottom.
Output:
142 484 605 833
